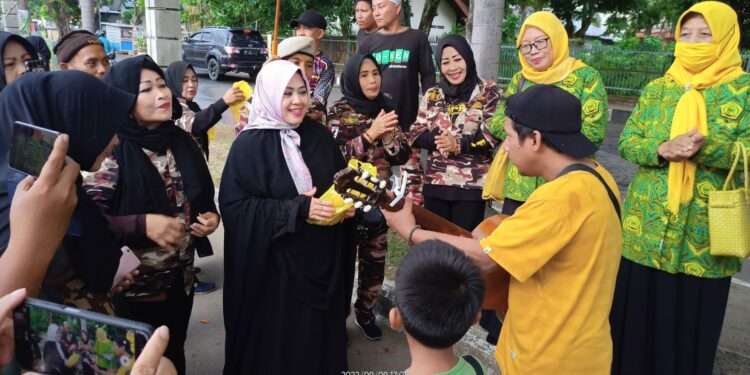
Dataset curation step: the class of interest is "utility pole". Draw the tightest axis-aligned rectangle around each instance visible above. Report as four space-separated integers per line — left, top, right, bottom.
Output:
469 0 503 80
145 0 181 67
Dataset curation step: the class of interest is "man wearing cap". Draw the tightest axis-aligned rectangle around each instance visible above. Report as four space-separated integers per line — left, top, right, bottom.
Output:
53 30 110 79
236 36 324 132
355 0 379 44
382 85 622 374
290 10 335 108
357 0 435 132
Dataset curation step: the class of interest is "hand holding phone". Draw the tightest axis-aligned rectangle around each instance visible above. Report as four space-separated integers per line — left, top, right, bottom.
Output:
0 288 27 367
9 121 61 178
112 247 141 291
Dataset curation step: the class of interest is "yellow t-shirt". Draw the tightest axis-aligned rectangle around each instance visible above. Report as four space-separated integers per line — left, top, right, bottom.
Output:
479 164 622 374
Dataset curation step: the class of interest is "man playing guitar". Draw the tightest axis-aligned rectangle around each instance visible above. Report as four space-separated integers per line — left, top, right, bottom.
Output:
382 85 622 374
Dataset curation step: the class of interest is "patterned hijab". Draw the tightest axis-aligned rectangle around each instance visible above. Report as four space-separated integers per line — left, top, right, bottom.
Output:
245 60 313 194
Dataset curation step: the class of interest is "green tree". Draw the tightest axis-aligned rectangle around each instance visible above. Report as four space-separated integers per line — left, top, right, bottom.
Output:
30 0 80 35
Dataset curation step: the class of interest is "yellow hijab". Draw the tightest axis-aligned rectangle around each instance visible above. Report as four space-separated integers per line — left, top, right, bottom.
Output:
664 1 744 214
516 11 587 84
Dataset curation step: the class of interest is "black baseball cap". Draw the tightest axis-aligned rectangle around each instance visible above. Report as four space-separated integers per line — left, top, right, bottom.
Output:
504 84 597 158
289 10 327 30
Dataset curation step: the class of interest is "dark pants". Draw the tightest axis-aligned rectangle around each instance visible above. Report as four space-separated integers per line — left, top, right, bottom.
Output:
117 281 194 375
610 258 731 375
423 197 486 231
479 197 525 344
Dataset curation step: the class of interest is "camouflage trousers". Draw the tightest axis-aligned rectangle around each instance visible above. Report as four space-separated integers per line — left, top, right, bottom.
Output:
353 227 388 317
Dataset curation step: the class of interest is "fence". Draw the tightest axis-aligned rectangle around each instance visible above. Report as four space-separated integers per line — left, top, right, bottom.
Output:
320 39 750 97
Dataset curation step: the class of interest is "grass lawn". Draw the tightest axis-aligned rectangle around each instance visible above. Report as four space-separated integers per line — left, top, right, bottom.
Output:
207 122 410 278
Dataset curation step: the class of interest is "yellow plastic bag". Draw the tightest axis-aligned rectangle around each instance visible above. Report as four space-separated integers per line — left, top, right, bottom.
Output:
207 127 216 140
482 148 509 203
306 184 355 226
65 352 80 367
709 142 750 258
230 81 253 122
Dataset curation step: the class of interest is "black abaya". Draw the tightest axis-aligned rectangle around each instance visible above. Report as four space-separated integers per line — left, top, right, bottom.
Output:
219 119 349 374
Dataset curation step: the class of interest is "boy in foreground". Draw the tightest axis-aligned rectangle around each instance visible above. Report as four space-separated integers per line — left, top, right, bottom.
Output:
391 240 486 375
383 85 622 374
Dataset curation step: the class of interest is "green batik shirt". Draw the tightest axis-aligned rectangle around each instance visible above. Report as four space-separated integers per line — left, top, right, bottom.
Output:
619 74 749 278
487 66 609 201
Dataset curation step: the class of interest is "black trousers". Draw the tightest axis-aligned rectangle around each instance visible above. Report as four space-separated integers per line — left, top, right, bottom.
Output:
423 197 486 231
610 258 731 375
117 281 195 375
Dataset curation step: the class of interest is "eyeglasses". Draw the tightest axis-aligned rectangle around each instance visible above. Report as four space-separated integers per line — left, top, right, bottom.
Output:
517 38 550 55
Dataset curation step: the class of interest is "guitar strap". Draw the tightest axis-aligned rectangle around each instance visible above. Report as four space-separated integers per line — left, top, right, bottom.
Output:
556 164 622 223
463 355 485 375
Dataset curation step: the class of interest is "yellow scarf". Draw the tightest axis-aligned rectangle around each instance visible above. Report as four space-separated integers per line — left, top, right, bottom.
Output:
516 11 587 84
664 1 744 214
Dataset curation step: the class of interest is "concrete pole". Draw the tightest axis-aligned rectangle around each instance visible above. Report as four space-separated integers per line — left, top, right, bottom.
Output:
144 0 181 68
469 0 503 81
1 1 19 34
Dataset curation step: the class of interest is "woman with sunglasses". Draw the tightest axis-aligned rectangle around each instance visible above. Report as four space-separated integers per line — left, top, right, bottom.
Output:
481 11 609 344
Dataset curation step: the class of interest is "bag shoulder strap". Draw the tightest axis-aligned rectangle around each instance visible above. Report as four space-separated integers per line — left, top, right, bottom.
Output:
462 355 484 375
557 164 622 222
517 75 527 93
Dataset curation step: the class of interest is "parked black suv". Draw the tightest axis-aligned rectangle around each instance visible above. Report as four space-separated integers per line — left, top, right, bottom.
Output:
182 27 268 80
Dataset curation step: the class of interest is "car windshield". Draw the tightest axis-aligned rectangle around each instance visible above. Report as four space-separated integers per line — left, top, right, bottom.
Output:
229 31 258 46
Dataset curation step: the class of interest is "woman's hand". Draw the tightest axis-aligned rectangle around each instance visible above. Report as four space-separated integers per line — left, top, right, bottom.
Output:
435 130 458 157
658 128 706 162
302 187 335 221
110 270 139 294
222 87 245 106
130 326 177 375
146 214 183 251
0 288 27 367
190 212 220 238
366 110 399 142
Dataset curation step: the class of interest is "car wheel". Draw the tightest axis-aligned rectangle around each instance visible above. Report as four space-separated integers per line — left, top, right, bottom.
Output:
207 58 222 81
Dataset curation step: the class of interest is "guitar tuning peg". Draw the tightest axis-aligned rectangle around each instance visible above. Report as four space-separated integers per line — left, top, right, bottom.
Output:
379 180 387 189
361 171 371 180
354 201 363 209
344 198 354 205
370 176 379 184
363 205 372 213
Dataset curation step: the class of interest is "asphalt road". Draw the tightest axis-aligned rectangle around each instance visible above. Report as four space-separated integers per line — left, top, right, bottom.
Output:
185 71 750 374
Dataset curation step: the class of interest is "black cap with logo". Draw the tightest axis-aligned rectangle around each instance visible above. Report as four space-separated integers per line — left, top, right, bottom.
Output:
504 84 597 158
289 10 327 30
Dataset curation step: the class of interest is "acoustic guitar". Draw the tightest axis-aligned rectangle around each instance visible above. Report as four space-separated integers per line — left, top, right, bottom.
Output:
333 161 511 316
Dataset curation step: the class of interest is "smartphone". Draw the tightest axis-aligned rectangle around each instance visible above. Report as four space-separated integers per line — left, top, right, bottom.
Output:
25 59 46 73
8 121 60 178
13 298 154 375
112 246 141 289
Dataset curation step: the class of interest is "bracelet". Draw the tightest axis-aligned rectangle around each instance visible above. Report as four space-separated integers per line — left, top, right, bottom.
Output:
362 131 374 145
407 225 422 246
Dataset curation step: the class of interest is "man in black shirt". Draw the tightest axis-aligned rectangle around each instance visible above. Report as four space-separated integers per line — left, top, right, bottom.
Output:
357 0 436 132
355 0 379 44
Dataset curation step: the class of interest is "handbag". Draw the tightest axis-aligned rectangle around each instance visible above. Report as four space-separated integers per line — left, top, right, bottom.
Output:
709 141 750 257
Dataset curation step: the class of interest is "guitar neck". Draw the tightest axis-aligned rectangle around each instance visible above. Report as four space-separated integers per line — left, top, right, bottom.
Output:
385 198 473 238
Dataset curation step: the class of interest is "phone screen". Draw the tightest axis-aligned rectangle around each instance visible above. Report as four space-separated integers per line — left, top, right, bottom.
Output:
9 121 60 178
13 298 153 375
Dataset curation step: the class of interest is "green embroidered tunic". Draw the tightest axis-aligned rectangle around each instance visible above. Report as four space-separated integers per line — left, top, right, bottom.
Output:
487 66 609 201
619 74 749 278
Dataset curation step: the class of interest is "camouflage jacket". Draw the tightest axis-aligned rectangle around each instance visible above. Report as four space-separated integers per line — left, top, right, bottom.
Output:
82 149 195 299
408 79 501 191
327 100 411 179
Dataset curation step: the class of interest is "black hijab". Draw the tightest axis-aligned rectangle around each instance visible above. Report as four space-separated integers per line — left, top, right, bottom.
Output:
435 34 479 103
25 36 51 70
0 71 136 292
103 55 216 254
0 31 39 91
341 54 390 117
165 61 202 113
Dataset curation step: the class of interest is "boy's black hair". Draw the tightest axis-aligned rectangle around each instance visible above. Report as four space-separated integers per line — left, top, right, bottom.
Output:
511 120 563 154
394 240 484 349
354 0 373 4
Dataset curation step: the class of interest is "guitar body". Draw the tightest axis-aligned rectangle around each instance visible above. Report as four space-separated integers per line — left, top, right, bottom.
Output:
472 214 510 318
